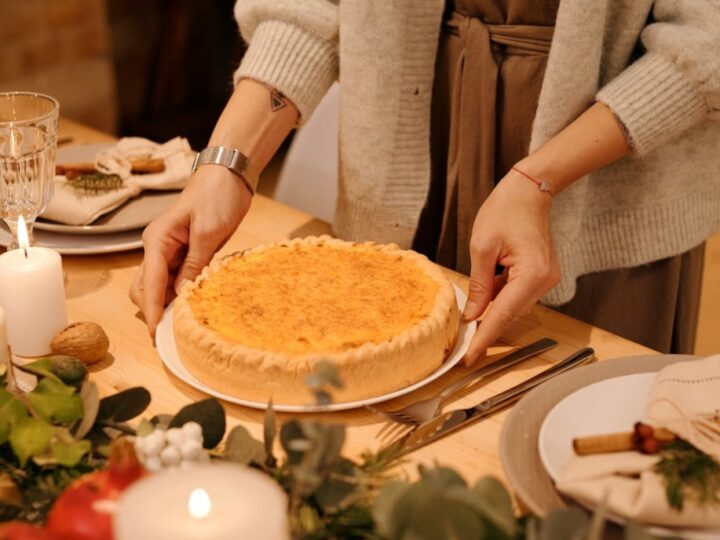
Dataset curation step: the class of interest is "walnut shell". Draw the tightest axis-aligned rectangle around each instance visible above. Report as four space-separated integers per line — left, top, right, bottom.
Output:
50 321 110 365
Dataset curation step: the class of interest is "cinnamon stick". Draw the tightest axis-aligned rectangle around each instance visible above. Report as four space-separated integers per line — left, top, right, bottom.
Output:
573 432 635 455
56 158 165 177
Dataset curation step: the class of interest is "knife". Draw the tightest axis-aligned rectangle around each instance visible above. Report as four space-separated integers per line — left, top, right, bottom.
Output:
436 337 558 402
388 347 595 457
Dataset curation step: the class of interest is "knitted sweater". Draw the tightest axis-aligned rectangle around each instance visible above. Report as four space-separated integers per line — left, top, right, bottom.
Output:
233 0 720 305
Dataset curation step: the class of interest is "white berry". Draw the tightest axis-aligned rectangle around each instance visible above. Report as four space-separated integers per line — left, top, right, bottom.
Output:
143 431 165 456
145 456 162 472
179 439 203 460
182 422 203 441
160 445 181 466
165 428 185 447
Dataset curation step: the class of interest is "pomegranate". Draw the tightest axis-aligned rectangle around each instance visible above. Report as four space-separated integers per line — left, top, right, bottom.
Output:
0 522 52 540
46 439 146 540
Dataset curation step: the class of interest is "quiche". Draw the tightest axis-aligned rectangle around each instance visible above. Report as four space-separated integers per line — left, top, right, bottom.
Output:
173 236 460 405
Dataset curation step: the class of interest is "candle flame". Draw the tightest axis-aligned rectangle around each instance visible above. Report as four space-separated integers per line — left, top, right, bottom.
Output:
188 488 211 520
16 216 29 255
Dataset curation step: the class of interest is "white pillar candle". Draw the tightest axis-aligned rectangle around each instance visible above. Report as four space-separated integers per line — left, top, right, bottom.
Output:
115 463 290 540
0 306 10 366
0 218 67 357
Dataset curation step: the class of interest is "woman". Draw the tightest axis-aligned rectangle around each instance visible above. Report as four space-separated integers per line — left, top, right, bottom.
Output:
130 0 720 362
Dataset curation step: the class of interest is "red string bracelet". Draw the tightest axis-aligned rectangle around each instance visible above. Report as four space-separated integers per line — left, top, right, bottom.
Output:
511 166 554 196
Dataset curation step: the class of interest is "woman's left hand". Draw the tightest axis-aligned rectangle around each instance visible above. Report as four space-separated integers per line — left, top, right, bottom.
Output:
462 168 560 365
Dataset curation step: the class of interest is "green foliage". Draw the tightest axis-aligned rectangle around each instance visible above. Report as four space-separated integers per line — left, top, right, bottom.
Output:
224 425 266 465
16 356 88 388
26 378 83 424
654 439 720 511
169 398 226 449
96 387 151 423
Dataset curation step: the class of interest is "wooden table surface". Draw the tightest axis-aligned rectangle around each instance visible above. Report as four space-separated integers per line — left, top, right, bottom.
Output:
55 118 655 492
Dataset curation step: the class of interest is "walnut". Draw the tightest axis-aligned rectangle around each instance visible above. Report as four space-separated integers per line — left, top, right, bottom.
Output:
50 321 110 365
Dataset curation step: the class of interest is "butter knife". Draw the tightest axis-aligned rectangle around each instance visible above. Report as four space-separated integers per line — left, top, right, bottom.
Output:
388 347 595 457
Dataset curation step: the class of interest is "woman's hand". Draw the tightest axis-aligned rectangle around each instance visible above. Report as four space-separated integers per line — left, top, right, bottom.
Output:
129 167 252 335
462 169 560 365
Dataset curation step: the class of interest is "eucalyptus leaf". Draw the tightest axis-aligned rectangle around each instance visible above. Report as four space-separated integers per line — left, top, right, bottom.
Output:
373 481 413 537
136 419 154 437
539 507 590 540
280 420 308 465
224 425 265 465
0 390 27 444
97 387 151 422
19 356 88 387
314 458 357 511
468 476 517 536
9 416 53 466
34 438 91 467
169 398 225 449
264 400 277 468
306 360 343 390
27 377 83 424
72 380 100 439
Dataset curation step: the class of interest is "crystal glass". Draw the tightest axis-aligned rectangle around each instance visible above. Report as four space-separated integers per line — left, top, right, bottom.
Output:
0 92 59 247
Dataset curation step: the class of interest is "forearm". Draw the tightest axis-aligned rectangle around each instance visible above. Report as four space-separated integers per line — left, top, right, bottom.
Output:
515 102 631 194
208 78 299 175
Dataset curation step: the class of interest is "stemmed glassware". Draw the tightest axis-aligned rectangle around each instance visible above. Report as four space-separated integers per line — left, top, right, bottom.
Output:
0 92 59 248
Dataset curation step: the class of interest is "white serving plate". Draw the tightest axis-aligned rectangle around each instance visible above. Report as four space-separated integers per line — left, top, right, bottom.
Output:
156 284 476 413
538 372 720 540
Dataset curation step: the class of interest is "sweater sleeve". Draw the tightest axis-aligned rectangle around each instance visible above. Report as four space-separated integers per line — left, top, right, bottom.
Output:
596 0 720 155
233 0 339 122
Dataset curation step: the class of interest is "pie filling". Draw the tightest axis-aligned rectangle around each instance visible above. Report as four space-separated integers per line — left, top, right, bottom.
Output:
187 243 440 355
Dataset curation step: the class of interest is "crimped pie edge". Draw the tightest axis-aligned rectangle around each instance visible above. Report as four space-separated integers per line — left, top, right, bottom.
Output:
173 236 460 404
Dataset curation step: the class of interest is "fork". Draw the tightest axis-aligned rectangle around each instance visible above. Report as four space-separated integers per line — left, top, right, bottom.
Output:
368 337 557 433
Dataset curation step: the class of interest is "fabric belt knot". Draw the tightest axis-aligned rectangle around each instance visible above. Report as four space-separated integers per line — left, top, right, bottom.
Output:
438 10 554 271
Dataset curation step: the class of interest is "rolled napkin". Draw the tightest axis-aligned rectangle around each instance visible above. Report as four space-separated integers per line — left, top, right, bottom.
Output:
42 137 194 225
557 355 720 528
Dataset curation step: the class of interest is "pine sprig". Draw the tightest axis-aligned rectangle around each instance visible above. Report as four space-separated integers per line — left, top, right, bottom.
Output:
67 172 125 194
654 439 720 511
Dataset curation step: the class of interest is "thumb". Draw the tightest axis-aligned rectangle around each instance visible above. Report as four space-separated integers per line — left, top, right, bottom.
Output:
462 245 497 322
174 223 223 293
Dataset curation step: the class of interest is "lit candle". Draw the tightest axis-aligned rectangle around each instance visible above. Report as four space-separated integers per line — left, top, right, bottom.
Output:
0 217 67 356
115 463 289 540
0 306 10 366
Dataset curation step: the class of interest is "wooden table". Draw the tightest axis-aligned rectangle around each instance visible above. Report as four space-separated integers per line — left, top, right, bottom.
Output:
55 118 654 492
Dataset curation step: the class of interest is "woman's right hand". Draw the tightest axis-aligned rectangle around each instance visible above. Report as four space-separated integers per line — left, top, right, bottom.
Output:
129 166 252 335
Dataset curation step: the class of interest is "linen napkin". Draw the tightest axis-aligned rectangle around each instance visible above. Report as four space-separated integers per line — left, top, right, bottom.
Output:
42 137 194 225
556 355 720 528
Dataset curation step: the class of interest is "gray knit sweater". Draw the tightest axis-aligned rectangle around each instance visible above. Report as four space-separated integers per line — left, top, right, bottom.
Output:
233 0 720 305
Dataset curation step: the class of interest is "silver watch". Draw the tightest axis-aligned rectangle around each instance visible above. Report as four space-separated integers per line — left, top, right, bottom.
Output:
191 146 259 194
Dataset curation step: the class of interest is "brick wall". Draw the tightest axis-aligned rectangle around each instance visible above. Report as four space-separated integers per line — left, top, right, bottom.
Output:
0 0 118 133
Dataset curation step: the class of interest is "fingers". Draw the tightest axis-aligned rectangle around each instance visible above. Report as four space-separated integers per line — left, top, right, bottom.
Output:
463 243 499 322
141 239 171 337
463 259 559 366
173 220 225 293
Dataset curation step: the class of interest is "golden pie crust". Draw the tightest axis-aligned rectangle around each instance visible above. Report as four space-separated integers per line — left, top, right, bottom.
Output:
173 236 460 405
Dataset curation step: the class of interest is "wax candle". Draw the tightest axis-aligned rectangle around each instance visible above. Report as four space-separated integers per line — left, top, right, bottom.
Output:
0 306 10 366
0 217 67 356
115 463 289 540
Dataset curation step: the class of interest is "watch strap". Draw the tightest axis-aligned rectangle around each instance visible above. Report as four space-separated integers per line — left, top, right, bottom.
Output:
191 146 259 194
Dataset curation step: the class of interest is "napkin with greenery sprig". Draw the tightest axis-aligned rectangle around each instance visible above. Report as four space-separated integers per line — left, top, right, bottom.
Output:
557 356 720 528
42 137 193 226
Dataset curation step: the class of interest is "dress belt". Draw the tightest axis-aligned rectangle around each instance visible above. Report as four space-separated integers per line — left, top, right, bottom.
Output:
437 11 554 271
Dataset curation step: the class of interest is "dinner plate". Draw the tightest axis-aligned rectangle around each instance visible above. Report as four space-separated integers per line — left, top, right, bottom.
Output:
35 143 180 234
0 221 143 255
499 354 720 540
155 283 476 413
538 373 656 482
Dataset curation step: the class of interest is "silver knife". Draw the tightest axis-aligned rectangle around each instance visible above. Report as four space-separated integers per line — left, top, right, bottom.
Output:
388 347 595 457
435 337 558 402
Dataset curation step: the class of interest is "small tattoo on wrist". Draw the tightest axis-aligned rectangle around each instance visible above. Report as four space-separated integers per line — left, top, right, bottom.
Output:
270 89 287 112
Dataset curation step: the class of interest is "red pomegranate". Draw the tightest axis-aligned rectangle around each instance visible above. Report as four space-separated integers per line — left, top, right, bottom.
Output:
0 522 52 540
46 439 146 540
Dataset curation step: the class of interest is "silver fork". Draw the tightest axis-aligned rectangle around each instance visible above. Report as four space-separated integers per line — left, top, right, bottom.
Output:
368 337 557 435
